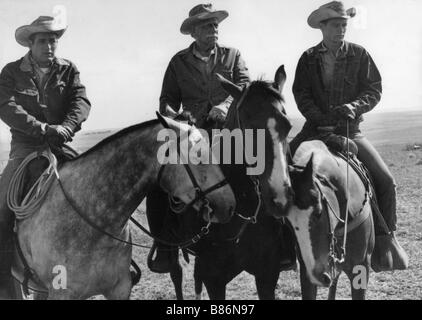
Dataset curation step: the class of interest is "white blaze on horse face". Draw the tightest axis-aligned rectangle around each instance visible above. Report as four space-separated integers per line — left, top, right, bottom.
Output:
267 118 291 207
288 206 323 286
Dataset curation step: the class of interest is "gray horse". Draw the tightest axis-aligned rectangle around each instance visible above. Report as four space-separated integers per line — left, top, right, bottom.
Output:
11 115 236 299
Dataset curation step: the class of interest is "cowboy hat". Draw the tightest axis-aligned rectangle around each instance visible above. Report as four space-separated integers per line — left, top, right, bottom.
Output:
180 4 228 35
308 1 356 29
15 16 67 47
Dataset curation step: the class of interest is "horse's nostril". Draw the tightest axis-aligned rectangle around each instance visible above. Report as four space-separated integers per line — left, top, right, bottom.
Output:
321 272 332 287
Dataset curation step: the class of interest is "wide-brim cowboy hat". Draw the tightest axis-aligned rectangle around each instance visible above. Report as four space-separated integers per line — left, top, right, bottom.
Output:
180 4 228 35
308 1 356 29
15 16 67 47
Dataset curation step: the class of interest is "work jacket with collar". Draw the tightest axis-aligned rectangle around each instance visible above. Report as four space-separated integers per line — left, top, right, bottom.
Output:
0 52 91 145
292 41 382 133
160 43 250 128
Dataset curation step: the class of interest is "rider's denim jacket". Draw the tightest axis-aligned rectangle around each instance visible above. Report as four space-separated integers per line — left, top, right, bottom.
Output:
292 41 382 133
0 52 91 145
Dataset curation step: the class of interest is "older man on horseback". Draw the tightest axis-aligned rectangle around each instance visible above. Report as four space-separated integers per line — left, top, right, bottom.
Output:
290 1 407 270
0 16 91 298
147 3 251 273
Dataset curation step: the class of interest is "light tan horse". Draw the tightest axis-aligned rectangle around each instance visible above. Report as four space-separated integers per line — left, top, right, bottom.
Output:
12 115 235 299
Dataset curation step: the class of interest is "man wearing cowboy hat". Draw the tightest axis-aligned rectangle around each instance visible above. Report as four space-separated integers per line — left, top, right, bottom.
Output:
147 3 250 273
0 16 91 298
159 3 250 126
291 1 408 271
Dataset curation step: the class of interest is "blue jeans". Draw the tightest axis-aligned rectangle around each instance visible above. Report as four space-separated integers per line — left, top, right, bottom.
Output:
290 129 397 231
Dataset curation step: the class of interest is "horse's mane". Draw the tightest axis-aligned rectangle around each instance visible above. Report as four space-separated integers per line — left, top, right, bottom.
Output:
70 119 160 161
249 80 285 103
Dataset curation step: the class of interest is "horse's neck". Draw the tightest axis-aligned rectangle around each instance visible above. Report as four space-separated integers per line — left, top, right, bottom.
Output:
58 122 162 228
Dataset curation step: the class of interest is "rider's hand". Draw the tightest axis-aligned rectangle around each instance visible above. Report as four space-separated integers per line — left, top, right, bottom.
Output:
45 124 73 145
333 104 356 120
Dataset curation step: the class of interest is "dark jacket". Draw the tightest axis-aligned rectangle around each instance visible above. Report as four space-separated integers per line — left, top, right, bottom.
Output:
0 53 91 145
292 41 382 132
160 43 250 127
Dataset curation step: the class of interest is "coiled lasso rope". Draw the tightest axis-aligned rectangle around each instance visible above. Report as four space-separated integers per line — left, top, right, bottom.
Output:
7 148 59 220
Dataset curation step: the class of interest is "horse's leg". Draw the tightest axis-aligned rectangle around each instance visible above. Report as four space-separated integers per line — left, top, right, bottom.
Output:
254 268 279 300
299 257 317 300
202 276 227 300
345 263 369 300
327 274 340 300
194 259 203 300
104 273 132 300
169 260 184 300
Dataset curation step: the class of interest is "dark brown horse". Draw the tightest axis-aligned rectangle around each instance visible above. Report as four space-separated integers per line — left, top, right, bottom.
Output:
169 65 295 300
285 140 375 300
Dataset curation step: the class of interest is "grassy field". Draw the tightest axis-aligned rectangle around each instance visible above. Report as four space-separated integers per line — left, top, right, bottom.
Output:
1 110 421 300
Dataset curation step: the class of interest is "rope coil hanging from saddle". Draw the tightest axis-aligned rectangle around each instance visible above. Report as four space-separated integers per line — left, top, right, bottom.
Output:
7 148 58 220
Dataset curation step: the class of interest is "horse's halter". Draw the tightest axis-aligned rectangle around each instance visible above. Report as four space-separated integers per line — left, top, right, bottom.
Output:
157 123 230 224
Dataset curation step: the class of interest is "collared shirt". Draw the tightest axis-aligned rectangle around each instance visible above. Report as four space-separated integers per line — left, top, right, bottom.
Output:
319 41 346 89
192 45 217 81
27 53 52 93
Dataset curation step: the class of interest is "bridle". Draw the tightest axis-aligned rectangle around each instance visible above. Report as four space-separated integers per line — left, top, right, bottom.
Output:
156 130 229 218
56 121 232 250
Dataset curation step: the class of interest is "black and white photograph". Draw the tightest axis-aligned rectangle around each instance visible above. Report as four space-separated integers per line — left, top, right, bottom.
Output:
0 0 421 303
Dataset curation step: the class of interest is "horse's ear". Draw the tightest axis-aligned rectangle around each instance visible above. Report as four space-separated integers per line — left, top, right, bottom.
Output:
274 65 287 93
156 111 190 135
215 73 242 100
302 153 314 186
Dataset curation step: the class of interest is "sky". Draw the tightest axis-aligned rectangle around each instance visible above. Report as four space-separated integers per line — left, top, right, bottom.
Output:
0 0 421 142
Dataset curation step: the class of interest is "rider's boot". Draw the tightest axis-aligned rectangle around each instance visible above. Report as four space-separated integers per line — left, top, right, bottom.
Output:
371 206 408 272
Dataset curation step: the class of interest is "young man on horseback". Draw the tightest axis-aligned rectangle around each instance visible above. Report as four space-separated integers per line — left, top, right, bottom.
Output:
290 1 407 270
0 16 91 298
147 3 251 273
